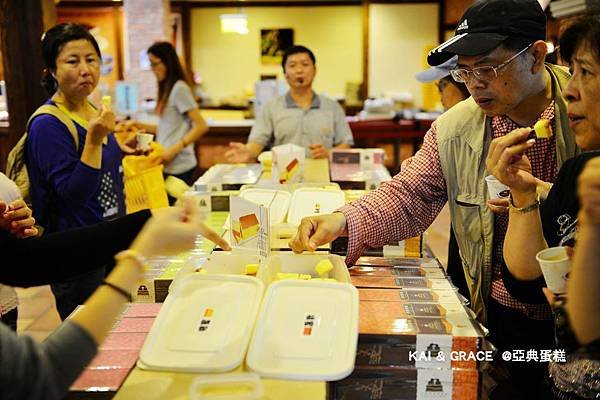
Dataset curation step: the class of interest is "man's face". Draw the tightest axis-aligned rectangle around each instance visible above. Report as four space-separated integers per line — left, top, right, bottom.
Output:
284 52 316 90
457 44 533 117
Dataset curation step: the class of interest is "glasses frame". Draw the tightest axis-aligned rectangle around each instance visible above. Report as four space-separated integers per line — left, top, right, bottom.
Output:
450 43 533 84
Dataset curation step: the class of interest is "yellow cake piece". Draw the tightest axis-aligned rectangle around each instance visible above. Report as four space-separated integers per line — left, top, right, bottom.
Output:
533 119 552 139
315 259 334 277
244 263 259 275
101 95 112 110
276 272 300 280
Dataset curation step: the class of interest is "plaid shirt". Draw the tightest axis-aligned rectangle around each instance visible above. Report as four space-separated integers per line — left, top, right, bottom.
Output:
339 101 558 320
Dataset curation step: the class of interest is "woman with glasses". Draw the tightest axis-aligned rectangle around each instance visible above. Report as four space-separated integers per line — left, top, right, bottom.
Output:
120 42 208 186
487 10 600 399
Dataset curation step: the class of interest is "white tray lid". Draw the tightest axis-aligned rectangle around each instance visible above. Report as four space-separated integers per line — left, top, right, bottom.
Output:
246 279 359 381
139 274 264 373
287 188 345 225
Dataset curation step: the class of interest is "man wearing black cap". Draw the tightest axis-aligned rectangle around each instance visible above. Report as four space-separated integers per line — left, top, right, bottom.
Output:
290 0 579 396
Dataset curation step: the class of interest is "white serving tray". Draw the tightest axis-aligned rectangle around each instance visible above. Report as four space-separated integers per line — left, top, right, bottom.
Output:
287 187 345 226
246 279 359 381
138 274 264 373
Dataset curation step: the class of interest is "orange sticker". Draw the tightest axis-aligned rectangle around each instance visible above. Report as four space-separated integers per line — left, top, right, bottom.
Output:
303 327 312 336
204 308 214 317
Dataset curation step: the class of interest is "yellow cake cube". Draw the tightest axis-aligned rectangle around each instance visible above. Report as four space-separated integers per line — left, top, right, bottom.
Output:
244 263 259 275
533 119 552 139
101 95 112 109
276 272 300 280
315 259 334 277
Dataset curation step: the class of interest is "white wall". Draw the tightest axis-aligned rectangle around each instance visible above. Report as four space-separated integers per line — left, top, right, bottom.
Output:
191 6 363 102
369 3 439 107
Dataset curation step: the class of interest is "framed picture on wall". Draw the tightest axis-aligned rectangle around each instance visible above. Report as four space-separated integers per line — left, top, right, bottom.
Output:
260 28 294 65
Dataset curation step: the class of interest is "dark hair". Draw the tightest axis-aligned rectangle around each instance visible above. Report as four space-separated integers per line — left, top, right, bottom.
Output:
559 8 600 65
438 76 470 99
281 45 316 70
40 23 102 96
147 41 191 114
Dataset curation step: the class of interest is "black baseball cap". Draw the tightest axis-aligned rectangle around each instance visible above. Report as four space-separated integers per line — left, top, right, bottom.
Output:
428 0 546 66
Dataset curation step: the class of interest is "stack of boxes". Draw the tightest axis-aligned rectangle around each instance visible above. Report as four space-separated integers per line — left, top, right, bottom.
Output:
330 149 392 190
69 303 162 398
328 257 487 400
131 211 228 303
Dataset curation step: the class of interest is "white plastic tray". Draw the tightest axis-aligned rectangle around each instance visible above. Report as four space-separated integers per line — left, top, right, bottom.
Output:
170 252 261 293
246 279 359 381
257 253 351 284
287 188 345 226
138 274 264 373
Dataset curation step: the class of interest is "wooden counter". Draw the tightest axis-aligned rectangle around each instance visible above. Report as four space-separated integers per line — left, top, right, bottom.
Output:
196 119 431 174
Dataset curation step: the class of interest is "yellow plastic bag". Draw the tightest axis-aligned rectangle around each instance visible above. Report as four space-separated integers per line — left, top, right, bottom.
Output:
122 142 169 213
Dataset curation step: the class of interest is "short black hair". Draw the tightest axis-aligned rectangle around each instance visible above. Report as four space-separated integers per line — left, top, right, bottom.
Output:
559 7 600 65
40 23 102 95
281 45 316 70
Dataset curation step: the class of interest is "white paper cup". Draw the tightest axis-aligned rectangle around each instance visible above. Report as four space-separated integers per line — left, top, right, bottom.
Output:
136 132 154 151
485 175 511 199
536 246 571 294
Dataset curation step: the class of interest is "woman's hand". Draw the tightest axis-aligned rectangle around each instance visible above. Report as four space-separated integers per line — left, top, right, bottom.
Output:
131 198 231 258
159 145 180 165
87 105 116 146
0 200 38 238
486 128 537 196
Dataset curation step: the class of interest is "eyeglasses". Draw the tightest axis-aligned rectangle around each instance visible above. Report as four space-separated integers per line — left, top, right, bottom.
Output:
450 43 533 84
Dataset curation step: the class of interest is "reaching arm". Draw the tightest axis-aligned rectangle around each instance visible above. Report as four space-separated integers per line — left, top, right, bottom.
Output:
292 123 447 264
225 141 264 163
0 200 216 400
0 210 151 287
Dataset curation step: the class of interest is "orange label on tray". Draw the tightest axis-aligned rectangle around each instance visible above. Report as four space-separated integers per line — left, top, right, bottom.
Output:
198 308 214 332
303 314 317 336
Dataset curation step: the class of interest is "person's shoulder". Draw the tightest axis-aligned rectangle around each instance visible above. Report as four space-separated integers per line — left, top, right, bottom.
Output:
172 80 191 93
435 97 483 136
263 95 286 110
316 94 344 112
28 113 67 136
565 150 600 170
316 93 337 105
